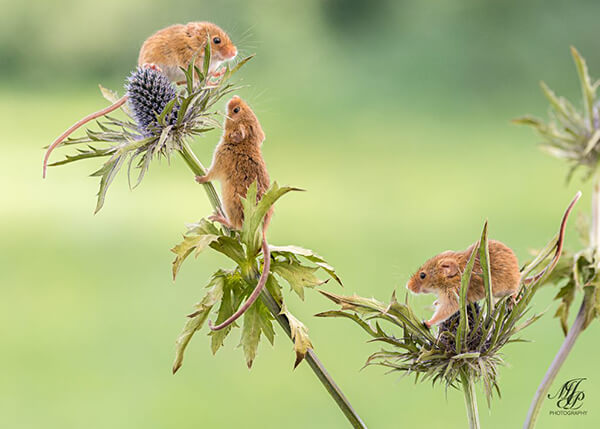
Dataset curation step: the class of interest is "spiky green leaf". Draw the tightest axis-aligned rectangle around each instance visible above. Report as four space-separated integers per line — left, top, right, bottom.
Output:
280 303 313 368
172 271 226 373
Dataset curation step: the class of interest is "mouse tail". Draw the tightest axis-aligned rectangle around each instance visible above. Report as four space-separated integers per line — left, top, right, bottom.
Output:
42 95 128 178
522 192 581 285
209 228 270 331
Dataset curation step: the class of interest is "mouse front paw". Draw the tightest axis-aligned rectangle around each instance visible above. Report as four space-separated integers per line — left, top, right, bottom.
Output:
212 66 226 78
195 175 209 184
142 63 163 73
423 320 432 329
208 213 234 230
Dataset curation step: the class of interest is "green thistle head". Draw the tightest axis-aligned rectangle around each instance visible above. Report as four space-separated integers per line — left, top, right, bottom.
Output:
514 47 600 181
317 194 578 405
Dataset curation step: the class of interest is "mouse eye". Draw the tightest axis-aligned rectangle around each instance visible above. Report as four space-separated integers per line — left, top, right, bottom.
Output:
213 36 221 44
232 106 240 114
419 272 426 279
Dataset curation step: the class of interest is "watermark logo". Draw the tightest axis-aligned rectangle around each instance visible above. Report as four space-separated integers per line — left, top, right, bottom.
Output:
548 377 588 416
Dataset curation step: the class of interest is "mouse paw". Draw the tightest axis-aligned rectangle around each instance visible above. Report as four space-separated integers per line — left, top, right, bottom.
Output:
208 213 234 229
423 320 432 329
207 67 226 85
507 293 518 310
212 66 226 78
195 175 209 184
142 63 163 73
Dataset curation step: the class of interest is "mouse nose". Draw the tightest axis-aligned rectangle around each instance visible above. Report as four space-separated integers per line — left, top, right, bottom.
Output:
228 47 237 59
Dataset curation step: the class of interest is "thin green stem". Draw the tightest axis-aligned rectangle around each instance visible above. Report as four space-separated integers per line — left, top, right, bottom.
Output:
178 142 367 429
259 290 367 429
592 176 600 261
523 296 588 429
178 141 226 221
460 371 480 429
523 176 599 429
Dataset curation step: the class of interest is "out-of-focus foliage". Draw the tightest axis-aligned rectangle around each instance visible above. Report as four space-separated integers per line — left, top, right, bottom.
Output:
515 48 600 181
5 0 600 99
516 49 600 334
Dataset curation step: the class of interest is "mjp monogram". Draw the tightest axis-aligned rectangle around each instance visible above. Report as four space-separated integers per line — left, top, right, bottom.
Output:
548 378 586 410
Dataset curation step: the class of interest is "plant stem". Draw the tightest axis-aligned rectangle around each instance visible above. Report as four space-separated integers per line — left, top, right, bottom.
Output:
460 371 480 429
523 296 588 429
592 176 600 260
260 290 367 429
179 141 226 220
178 141 367 429
523 177 599 429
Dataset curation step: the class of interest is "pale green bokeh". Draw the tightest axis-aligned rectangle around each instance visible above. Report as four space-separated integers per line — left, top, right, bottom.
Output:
1 1 599 428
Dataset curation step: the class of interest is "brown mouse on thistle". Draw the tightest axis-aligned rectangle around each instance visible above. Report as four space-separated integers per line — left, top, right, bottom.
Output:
406 192 580 329
43 22 237 177
406 240 520 328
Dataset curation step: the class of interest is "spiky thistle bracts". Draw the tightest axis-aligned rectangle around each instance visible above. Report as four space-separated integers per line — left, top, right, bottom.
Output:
126 67 178 136
437 302 492 353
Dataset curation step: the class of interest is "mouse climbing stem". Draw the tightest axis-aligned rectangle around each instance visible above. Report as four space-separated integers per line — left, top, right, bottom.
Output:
178 140 367 429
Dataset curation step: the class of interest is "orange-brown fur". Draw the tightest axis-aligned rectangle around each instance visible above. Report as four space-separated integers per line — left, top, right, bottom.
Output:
195 96 272 333
138 22 237 81
199 96 271 229
406 240 520 327
44 22 237 178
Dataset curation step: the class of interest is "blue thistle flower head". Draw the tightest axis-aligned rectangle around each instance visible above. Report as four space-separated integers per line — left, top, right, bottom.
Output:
126 67 178 137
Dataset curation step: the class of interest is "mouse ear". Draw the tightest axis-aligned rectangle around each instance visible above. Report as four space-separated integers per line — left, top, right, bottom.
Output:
439 259 459 278
229 125 246 143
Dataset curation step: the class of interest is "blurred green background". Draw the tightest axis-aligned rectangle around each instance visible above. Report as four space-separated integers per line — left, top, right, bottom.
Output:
1 0 599 427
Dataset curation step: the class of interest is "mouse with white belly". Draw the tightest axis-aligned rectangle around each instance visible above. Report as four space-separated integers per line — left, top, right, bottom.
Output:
406 240 521 328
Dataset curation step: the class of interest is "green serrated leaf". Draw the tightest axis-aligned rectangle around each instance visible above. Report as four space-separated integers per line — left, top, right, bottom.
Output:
48 145 116 167
318 290 388 314
210 275 245 354
270 245 342 285
209 235 247 266
240 182 302 256
99 85 132 116
172 272 225 373
241 298 262 368
99 85 120 104
271 260 325 300
171 232 220 280
280 303 313 368
265 273 284 305
91 154 126 213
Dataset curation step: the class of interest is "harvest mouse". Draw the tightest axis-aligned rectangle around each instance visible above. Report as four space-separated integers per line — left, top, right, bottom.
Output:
407 240 520 327
195 95 272 331
43 22 237 178
405 192 581 328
